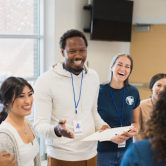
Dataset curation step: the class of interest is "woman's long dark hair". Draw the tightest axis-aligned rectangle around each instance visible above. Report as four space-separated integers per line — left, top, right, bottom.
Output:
146 87 166 162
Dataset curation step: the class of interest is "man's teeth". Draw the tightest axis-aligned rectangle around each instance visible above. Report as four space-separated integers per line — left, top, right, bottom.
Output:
74 60 82 65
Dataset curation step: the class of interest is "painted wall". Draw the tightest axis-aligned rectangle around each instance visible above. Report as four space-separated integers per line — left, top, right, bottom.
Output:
44 0 166 83
130 24 166 99
44 0 130 83
132 0 166 24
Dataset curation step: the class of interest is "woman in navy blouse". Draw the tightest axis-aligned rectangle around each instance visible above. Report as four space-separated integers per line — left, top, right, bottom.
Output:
97 54 140 166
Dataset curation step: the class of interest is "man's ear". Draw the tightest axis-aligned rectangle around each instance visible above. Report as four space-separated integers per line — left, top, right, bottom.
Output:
61 49 65 57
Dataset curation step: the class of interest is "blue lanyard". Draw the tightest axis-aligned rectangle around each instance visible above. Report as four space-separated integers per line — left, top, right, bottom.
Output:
109 87 125 126
71 72 83 114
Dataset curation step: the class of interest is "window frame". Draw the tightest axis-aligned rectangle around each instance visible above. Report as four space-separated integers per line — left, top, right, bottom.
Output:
0 0 44 82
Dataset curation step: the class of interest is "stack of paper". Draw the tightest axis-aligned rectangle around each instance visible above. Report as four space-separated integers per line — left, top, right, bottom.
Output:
81 126 132 142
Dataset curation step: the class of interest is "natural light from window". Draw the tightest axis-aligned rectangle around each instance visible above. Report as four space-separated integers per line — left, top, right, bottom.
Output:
0 0 42 82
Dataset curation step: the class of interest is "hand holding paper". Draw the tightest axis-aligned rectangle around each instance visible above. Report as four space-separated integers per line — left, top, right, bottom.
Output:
81 126 133 142
110 132 129 144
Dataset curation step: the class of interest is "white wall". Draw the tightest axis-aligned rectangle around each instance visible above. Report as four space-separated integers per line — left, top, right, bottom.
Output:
132 0 166 24
44 0 166 82
44 0 130 82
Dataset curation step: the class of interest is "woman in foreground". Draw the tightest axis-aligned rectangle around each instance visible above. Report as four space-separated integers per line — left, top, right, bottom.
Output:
121 87 166 166
0 77 40 166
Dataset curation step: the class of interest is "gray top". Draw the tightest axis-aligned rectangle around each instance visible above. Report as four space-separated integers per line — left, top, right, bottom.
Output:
0 122 40 166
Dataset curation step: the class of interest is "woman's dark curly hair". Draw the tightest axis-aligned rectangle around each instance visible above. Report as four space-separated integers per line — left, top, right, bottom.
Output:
146 87 166 162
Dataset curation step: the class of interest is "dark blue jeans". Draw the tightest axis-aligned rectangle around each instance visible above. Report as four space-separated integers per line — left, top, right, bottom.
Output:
97 150 125 166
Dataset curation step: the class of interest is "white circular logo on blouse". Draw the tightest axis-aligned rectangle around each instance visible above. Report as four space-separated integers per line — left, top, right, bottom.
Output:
126 96 134 105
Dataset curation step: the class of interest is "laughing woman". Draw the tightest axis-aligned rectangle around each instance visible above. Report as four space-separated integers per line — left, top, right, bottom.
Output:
97 54 140 166
136 73 166 140
0 77 40 166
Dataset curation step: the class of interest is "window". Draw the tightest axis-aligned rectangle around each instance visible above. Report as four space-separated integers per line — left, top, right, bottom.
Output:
0 0 43 82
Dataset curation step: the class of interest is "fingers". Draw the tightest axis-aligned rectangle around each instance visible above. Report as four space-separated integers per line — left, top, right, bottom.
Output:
59 120 66 125
127 131 137 137
61 129 74 138
126 127 138 137
111 134 129 144
7 153 16 166
57 120 75 138
121 131 130 137
111 136 124 144
9 154 17 166
0 152 16 166
121 127 137 138
0 151 11 157
99 124 110 132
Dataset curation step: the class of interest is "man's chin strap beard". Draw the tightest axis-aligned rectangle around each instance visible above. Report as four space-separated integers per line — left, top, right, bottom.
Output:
63 63 83 75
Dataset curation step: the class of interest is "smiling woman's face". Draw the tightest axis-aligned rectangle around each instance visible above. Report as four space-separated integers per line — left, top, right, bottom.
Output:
9 86 33 117
152 78 166 102
111 56 132 83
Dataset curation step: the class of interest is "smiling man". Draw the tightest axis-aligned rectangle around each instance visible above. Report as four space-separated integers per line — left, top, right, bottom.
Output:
34 29 109 166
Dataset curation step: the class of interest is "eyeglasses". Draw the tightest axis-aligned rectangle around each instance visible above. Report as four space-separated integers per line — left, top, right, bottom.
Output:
65 49 87 55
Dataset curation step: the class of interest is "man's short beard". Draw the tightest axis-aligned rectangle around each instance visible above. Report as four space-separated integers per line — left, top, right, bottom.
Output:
71 67 83 73
63 63 84 75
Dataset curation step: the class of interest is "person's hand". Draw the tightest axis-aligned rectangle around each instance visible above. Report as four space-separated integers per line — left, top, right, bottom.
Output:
58 120 74 138
0 152 16 166
123 127 138 138
127 127 138 137
110 133 129 144
99 124 110 132
54 120 74 138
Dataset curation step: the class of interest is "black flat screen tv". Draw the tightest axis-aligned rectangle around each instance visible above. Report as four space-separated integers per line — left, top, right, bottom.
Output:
90 0 133 42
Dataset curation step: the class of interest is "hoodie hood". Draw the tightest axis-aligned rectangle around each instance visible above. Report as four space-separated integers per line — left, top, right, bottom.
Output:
51 62 88 77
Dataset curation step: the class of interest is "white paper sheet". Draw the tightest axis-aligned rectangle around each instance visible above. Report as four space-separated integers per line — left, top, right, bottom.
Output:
81 126 132 142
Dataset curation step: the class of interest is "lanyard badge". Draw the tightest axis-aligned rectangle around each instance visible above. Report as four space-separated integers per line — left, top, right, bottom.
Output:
71 72 83 134
118 141 126 148
73 120 82 134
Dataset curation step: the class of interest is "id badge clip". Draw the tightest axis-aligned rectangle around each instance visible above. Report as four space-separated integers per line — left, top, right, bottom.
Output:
118 141 126 148
73 120 82 134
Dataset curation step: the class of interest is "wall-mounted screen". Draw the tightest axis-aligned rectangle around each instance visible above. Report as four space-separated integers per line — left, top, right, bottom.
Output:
90 0 133 42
